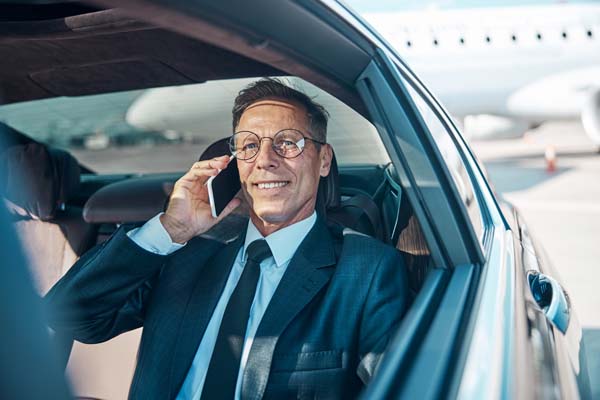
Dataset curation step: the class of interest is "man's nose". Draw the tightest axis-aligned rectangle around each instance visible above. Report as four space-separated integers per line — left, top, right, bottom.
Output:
254 139 279 169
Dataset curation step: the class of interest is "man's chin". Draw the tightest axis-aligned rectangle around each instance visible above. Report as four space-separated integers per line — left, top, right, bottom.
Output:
253 209 288 225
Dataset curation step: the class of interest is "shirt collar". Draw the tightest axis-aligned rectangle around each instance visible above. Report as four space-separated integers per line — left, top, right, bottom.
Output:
242 211 317 268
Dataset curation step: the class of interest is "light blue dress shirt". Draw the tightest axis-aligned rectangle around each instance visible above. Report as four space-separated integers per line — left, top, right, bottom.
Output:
127 212 317 399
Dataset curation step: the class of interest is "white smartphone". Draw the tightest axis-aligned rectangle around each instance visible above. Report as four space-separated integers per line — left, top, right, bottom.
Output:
206 160 241 218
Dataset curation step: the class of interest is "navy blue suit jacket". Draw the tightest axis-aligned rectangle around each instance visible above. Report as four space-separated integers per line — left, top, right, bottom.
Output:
45 217 408 399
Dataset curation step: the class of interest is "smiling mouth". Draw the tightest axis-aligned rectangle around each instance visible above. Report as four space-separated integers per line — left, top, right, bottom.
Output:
255 181 289 189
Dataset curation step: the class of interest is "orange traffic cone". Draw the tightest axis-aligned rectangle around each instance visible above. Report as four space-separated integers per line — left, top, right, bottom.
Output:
545 145 556 173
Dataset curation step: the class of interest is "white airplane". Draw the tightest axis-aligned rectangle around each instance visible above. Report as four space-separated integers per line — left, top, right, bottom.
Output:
363 3 600 146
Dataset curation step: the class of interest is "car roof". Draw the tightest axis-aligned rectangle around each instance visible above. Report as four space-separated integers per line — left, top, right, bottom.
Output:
0 8 280 103
0 1 387 117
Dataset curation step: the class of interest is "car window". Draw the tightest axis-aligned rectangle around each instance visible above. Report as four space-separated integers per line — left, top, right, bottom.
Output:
401 79 484 240
0 77 389 174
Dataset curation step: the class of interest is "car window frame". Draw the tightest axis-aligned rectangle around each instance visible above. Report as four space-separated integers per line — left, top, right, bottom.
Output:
377 47 524 400
355 46 492 399
352 40 528 400
397 78 486 243
357 52 484 269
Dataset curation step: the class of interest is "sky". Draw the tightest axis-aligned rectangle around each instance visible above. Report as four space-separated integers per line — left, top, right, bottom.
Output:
344 0 600 13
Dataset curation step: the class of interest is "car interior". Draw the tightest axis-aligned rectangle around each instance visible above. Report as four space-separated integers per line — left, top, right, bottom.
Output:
0 5 433 399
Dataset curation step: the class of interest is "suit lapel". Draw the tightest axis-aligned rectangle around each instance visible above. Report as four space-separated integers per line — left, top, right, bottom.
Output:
241 218 337 400
168 234 245 398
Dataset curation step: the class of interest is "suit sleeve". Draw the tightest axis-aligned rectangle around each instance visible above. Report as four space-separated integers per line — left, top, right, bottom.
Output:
356 246 408 383
43 226 168 344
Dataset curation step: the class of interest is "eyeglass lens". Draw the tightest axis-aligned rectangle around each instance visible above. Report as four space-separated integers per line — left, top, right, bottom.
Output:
230 129 307 160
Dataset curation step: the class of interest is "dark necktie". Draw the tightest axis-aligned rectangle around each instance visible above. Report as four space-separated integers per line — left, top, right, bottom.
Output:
200 239 272 400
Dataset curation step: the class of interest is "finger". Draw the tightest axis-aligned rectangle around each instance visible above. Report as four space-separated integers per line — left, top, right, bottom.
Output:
215 196 241 222
176 168 217 189
193 156 230 171
187 165 223 178
191 162 215 171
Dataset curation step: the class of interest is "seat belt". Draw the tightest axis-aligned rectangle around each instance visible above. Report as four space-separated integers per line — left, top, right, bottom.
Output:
338 193 383 240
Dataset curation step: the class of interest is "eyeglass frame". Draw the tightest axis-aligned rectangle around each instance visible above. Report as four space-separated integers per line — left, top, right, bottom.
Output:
228 128 327 161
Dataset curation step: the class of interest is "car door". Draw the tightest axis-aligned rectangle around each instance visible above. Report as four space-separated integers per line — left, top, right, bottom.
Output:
354 41 590 399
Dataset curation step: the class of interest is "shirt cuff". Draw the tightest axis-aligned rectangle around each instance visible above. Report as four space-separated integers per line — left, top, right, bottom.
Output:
126 213 186 255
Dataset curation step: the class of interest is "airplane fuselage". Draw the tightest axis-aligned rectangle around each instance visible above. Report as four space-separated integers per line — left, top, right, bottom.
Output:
365 4 600 142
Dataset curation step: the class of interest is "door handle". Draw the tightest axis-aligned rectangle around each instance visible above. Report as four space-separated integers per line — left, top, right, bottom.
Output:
528 272 570 334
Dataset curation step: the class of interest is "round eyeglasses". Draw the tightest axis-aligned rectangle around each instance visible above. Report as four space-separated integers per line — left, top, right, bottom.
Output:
229 129 326 161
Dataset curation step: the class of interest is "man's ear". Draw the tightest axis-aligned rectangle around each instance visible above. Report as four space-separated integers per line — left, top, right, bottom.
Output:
319 144 333 177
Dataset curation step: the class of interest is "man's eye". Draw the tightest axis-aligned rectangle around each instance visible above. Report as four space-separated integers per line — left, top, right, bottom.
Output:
242 143 258 151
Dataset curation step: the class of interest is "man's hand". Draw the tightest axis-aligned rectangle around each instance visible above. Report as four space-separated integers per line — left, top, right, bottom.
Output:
160 155 241 243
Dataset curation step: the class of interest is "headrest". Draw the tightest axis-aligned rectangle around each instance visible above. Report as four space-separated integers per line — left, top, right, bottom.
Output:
83 175 176 223
199 137 239 185
0 143 80 220
199 137 233 161
316 150 340 213
82 137 236 225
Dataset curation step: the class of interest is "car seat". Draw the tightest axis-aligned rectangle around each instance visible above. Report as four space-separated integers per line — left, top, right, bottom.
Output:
0 142 95 295
380 163 431 296
0 142 97 373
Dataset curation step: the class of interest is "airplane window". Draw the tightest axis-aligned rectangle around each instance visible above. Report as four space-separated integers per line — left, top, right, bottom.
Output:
536 32 542 41
511 34 517 42
406 40 412 47
562 31 568 39
485 36 491 43
433 39 439 46
459 37 465 45
587 29 593 38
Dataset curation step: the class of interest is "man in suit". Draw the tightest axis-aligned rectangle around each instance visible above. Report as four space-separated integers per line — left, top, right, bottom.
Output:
45 78 408 399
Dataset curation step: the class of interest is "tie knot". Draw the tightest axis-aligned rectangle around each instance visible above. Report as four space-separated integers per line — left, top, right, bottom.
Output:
246 239 272 264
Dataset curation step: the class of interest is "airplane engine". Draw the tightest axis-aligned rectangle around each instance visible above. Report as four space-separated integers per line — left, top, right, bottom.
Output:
462 114 531 141
581 89 600 148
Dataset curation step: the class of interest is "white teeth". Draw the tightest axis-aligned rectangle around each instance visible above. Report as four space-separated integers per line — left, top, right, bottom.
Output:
258 182 288 189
